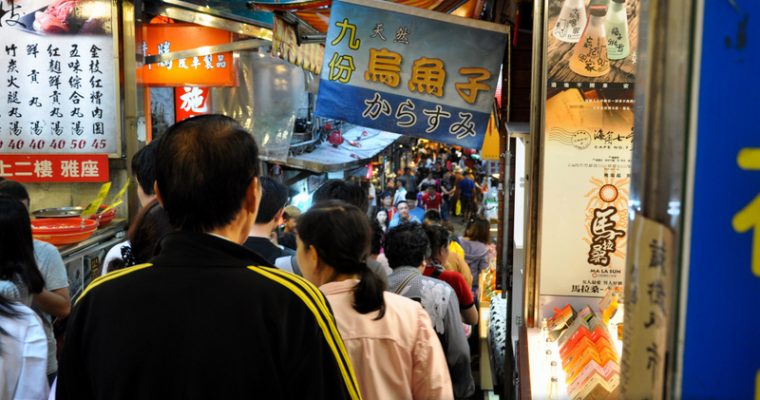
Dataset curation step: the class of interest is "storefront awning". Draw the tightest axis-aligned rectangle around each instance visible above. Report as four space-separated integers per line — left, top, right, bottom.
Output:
286 126 400 173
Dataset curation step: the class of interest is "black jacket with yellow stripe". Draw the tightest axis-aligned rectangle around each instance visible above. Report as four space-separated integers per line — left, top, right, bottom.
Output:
57 231 361 400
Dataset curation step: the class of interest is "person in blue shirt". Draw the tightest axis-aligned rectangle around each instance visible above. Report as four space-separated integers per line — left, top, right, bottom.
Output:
388 200 421 228
405 191 426 222
458 172 477 221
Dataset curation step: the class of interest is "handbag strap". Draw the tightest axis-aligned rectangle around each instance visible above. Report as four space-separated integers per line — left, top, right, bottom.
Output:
393 272 418 295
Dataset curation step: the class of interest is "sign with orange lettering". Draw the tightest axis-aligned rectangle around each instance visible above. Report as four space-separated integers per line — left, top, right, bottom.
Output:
139 24 236 87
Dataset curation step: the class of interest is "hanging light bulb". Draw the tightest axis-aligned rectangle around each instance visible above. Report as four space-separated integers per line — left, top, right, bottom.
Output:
552 0 587 43
605 0 631 60
569 6 611 78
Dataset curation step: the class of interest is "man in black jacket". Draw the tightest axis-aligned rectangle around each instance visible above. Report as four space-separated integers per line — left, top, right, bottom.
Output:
243 177 294 264
57 115 361 400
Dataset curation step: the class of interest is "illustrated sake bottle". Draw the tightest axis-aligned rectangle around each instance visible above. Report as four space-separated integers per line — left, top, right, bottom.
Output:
605 0 631 60
552 0 587 43
569 5 611 77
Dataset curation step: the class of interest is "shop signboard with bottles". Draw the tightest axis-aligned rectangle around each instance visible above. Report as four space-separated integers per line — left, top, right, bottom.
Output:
537 0 638 303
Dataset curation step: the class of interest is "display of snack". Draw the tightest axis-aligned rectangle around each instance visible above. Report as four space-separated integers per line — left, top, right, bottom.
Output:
544 305 621 399
33 0 111 35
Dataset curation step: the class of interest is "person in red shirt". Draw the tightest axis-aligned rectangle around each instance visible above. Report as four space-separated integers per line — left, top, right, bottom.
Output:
420 185 443 212
422 224 478 325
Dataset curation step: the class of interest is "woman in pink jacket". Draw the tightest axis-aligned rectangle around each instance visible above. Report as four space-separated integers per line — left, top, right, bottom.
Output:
297 200 453 400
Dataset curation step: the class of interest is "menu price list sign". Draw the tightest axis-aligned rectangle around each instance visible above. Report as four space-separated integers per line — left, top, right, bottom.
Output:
0 0 117 154
0 154 109 182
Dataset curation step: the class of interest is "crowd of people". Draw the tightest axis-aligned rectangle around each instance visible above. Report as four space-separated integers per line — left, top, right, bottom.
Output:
0 115 496 399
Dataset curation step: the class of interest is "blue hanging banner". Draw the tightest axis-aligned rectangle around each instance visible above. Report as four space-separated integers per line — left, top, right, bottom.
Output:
681 0 760 397
315 0 508 149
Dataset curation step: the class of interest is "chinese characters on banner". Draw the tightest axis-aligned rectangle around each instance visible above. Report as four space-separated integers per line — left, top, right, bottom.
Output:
620 215 672 400
0 0 117 154
314 0 508 149
0 154 109 182
537 0 640 299
139 24 235 87
174 87 211 122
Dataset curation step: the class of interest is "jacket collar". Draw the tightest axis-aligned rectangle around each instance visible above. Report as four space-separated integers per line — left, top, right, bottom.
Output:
151 231 273 268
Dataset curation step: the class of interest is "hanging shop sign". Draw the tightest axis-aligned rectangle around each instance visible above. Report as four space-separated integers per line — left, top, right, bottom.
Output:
174 87 211 122
314 0 508 149
0 154 109 182
140 24 236 87
537 0 639 301
680 1 760 398
0 0 119 155
272 16 324 74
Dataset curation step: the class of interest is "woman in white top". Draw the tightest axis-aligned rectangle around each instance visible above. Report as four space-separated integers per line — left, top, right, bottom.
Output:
0 295 49 400
297 200 453 400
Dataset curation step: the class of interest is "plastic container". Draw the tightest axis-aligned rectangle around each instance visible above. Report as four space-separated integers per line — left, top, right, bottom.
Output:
32 218 98 246
89 205 117 227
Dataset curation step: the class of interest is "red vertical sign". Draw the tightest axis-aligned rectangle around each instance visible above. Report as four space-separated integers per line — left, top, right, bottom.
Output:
175 87 211 122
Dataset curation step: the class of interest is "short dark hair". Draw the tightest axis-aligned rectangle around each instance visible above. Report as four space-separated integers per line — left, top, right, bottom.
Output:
255 177 288 224
298 200 385 318
423 209 442 224
395 200 409 208
384 223 429 269
465 216 491 244
312 179 368 211
132 140 159 195
0 180 29 203
155 114 259 232
424 224 450 263
379 191 392 200
405 191 417 201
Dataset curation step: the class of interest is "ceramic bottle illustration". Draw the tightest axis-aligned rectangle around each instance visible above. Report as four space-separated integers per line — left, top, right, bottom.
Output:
605 0 631 60
569 6 611 78
553 0 587 43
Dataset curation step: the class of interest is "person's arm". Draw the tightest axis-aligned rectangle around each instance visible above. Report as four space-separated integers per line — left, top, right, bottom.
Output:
33 287 70 318
462 304 479 326
284 290 360 400
34 243 71 318
16 309 50 400
412 305 454 400
443 289 475 399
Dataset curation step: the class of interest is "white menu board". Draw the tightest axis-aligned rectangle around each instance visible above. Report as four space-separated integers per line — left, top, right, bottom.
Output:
0 0 118 154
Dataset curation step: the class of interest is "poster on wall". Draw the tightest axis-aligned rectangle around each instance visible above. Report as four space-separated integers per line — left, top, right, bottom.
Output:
538 0 639 299
315 0 508 149
0 0 119 154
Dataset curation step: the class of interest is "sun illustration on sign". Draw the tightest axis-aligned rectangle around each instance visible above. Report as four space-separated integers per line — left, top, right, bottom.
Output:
583 169 630 264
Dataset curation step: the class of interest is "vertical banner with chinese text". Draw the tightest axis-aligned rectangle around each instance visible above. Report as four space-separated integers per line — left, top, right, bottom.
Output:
538 0 639 300
315 0 508 149
0 0 118 155
620 215 672 400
